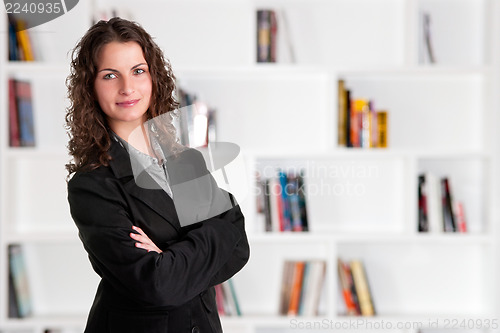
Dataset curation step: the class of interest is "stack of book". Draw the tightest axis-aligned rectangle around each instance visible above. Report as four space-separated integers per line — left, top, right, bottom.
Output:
279 260 326 317
8 78 35 147
175 88 216 148
214 279 241 316
418 174 467 233
256 169 309 232
8 15 35 61
337 79 388 148
337 258 376 316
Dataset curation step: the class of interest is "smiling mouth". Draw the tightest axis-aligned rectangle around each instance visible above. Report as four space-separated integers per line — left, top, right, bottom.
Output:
116 99 140 107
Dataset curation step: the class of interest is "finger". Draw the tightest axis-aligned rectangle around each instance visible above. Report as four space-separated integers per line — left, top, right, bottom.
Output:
135 241 161 253
130 232 154 246
132 226 148 238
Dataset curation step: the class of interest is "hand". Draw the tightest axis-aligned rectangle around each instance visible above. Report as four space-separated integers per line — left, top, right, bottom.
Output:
130 226 162 253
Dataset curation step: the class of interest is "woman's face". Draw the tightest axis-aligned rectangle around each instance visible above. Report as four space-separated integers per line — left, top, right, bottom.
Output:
94 41 152 135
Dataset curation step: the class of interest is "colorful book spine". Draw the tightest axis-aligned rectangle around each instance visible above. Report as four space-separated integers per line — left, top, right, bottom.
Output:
337 80 389 149
337 258 358 315
8 79 21 147
280 259 326 316
257 10 277 63
350 260 376 316
9 244 32 318
376 111 388 148
14 80 35 146
256 169 309 232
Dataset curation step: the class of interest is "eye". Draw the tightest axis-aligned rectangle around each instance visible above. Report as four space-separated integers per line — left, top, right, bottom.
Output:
134 68 146 75
103 73 117 79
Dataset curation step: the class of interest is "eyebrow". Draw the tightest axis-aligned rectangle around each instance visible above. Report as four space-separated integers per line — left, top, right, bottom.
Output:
97 63 148 73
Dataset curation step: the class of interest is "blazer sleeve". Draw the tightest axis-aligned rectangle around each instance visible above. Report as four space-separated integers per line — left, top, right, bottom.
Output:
173 149 250 286
206 193 250 287
68 170 242 308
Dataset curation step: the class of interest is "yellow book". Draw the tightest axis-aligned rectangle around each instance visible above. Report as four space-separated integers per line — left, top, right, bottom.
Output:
350 260 375 316
377 111 388 148
15 20 34 61
337 79 347 146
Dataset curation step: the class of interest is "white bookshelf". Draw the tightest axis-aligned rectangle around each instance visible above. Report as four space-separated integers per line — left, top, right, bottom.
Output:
1 0 499 332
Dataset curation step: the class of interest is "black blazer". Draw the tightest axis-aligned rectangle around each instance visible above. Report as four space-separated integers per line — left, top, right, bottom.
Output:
67 139 250 333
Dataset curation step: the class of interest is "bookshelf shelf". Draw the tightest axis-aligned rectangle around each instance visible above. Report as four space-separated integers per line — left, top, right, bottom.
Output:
5 62 70 75
3 230 78 245
0 0 499 332
248 231 494 245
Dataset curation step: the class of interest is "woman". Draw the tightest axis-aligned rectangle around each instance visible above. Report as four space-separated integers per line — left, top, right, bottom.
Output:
65 17 249 333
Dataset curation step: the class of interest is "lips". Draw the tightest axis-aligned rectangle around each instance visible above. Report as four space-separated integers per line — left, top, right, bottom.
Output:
116 99 140 107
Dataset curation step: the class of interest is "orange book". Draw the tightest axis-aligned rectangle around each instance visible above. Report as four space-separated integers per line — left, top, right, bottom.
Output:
337 258 357 315
287 261 305 316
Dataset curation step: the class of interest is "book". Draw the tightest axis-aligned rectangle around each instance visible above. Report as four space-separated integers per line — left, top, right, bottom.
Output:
345 90 352 147
12 79 35 146
275 9 295 63
14 18 35 61
418 174 429 232
299 260 326 316
337 79 348 146
420 11 436 64
175 88 216 148
8 270 19 318
9 244 32 318
288 173 303 231
441 177 457 232
215 280 241 316
8 79 21 147
257 169 309 232
454 201 467 233
8 15 19 61
279 259 326 317
297 170 309 231
279 170 292 231
349 99 364 147
226 279 242 316
424 172 443 233
376 111 388 148
350 260 375 316
257 9 277 63
418 173 467 233
337 258 358 315
279 260 295 315
287 261 305 316
214 284 225 315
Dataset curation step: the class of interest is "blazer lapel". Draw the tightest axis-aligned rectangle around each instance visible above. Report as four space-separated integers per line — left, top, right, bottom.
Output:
108 140 181 231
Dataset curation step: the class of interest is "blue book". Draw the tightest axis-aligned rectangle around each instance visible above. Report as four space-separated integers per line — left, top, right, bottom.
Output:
15 80 35 146
278 170 292 231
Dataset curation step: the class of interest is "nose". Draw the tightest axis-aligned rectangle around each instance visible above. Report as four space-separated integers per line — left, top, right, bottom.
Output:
119 76 134 95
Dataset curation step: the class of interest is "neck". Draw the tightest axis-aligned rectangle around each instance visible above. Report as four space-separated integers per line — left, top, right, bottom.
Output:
111 120 154 157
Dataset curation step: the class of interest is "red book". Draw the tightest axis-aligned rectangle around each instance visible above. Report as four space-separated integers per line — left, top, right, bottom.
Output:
214 284 225 315
337 259 357 315
454 201 467 233
8 79 20 147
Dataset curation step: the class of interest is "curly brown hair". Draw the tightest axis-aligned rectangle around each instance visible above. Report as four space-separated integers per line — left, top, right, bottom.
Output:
65 17 179 175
